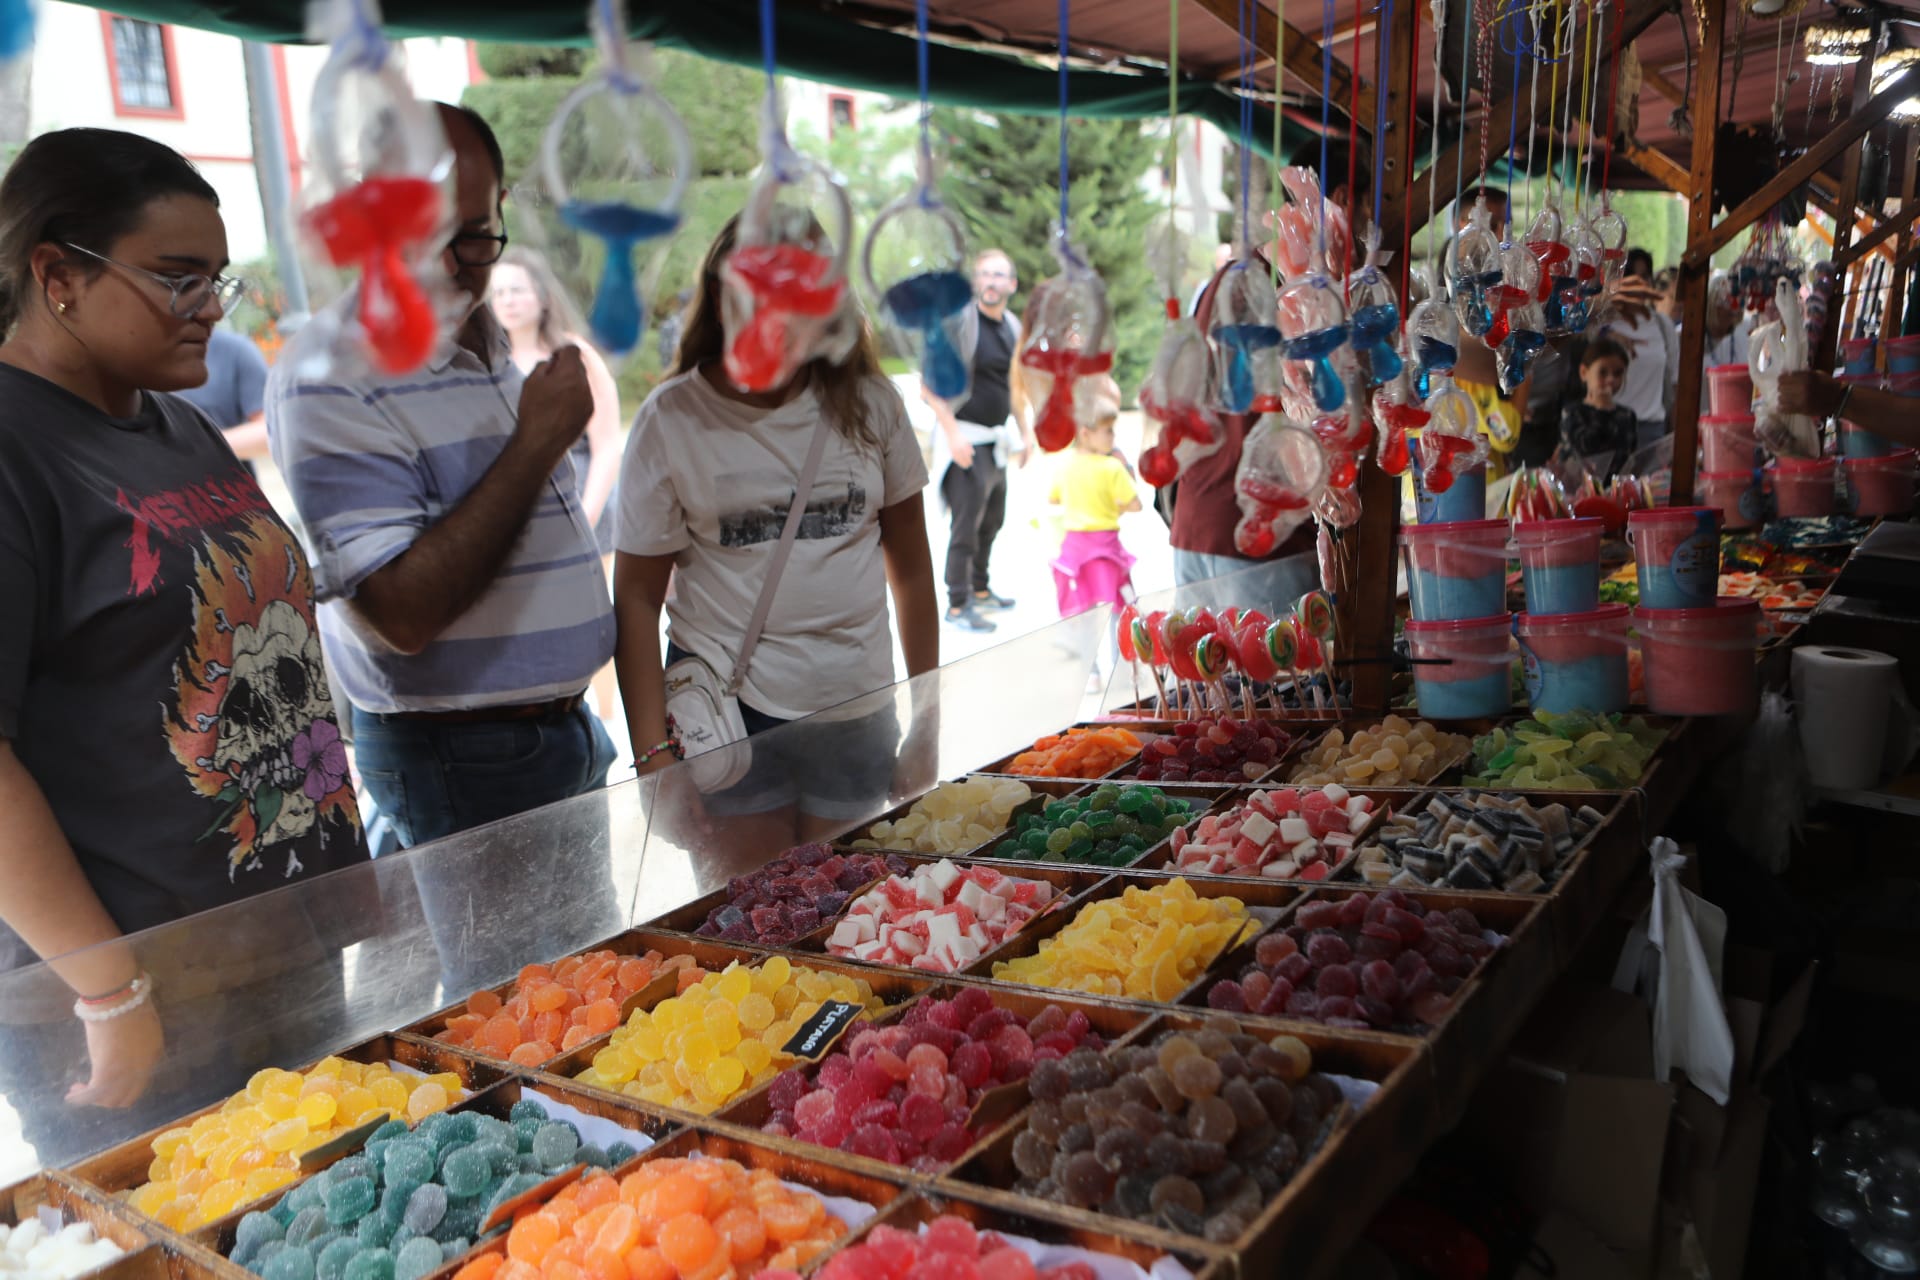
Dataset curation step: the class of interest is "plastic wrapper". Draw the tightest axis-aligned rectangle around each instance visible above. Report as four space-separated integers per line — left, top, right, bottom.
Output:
1020 232 1116 452
721 102 858 393
1270 168 1352 281
863 142 976 404
1347 227 1403 386
1278 271 1351 415
1751 276 1821 458
1137 319 1222 486
1371 369 1427 476
1415 370 1488 493
1506 464 1572 521
1232 411 1329 556
1592 201 1629 288
1407 266 1460 399
1311 400 1372 491
1449 201 1503 339
297 0 457 377
1566 215 1606 322
1611 838 1736 1105
539 0 691 357
1210 258 1285 414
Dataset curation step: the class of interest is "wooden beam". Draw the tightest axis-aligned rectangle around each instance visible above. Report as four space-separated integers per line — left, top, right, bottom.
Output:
1688 64 1920 269
1639 59 1685 107
1896 238 1920 271
1832 198 1920 272
1189 0 1377 133
1669 0 1724 507
1886 127 1917 337
1396 0 1668 246
1815 39 1895 371
1619 140 1688 194
1336 0 1418 718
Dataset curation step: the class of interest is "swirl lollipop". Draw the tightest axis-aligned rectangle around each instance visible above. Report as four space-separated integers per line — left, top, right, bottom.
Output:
1416 370 1489 494
300 0 453 376
539 0 691 358
863 141 975 403
1137 225 1222 486
1264 618 1301 713
1021 233 1116 453
1347 227 1403 386
721 97 857 393
1234 413 1330 558
1211 259 1285 414
1449 202 1503 340
1295 589 1337 692
1131 613 1171 715
1193 630 1235 714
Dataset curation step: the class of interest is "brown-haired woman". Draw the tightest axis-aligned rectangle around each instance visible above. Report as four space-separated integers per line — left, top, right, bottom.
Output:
0 128 367 1149
611 215 939 846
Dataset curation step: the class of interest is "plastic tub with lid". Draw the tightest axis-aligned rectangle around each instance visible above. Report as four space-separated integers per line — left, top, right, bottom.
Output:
1513 517 1604 616
1768 456 1836 518
1401 519 1511 622
1632 599 1760 717
1627 507 1721 609
1516 605 1631 714
1405 614 1514 719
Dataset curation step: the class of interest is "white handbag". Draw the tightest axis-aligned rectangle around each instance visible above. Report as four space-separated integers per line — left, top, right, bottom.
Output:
664 419 830 791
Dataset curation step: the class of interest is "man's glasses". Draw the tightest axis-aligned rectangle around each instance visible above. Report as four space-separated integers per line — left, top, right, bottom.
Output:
62 243 246 319
449 231 509 267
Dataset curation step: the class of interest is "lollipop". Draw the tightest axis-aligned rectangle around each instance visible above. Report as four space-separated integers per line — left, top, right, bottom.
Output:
1416 371 1489 494
1233 413 1330 558
1116 602 1143 710
1407 268 1460 402
721 97 857 393
300 0 453 376
1233 609 1279 685
1264 618 1301 712
864 142 975 403
1134 612 1171 715
1347 228 1403 386
1311 479 1364 530
1211 259 1285 413
1021 234 1117 453
1295 589 1337 690
1449 202 1503 340
1193 630 1235 714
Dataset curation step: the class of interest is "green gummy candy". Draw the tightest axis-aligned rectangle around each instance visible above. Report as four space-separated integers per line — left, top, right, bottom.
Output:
261 1246 315 1280
440 1147 490 1198
288 1207 329 1247
382 1143 435 1189
530 1124 579 1170
1044 829 1073 855
394 1237 442 1280
238 1212 285 1252
316 1239 359 1280
356 1215 395 1250
343 1248 395 1280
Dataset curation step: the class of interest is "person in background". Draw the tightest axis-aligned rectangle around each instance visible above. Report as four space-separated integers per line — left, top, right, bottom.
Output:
490 246 623 721
613 215 940 848
1594 252 1677 454
0 128 366 1148
1652 267 1683 324
176 325 269 465
1697 271 1752 389
1048 377 1138 616
1560 337 1640 481
1624 247 1655 281
1450 187 1526 477
924 248 1032 634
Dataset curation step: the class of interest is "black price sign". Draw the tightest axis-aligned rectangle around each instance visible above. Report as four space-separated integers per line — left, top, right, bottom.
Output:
780 1000 864 1061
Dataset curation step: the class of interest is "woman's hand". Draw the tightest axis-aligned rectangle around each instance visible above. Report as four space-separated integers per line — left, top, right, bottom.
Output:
68 999 164 1108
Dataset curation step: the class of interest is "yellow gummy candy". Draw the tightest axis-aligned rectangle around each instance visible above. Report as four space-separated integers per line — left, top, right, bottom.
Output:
405 1081 449 1122
260 1117 308 1154
296 1092 337 1127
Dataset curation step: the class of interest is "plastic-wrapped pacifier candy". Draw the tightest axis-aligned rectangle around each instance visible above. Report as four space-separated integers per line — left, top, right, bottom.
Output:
1136 221 1222 486
300 0 455 376
1210 257 1285 414
1592 201 1628 288
1416 370 1488 493
1525 203 1579 334
1347 227 1403 386
1449 202 1503 339
1233 412 1330 556
1277 262 1351 415
1566 215 1605 317
540 0 691 358
1021 232 1117 452
1371 368 1428 475
863 141 975 403
1407 266 1459 399
721 99 858 393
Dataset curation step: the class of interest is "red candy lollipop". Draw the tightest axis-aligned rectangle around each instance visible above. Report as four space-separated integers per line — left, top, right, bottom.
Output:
1117 603 1139 663
1234 609 1280 683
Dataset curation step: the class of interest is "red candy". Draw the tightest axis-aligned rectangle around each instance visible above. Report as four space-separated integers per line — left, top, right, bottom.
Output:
1134 716 1290 785
818 1219 1096 1280
303 176 444 374
1169 784 1374 879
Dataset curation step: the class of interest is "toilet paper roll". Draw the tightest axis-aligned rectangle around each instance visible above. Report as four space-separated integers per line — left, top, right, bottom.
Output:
1791 646 1902 790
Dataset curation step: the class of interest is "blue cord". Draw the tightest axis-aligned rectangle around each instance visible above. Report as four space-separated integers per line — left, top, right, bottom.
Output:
1058 0 1070 235
760 0 776 88
916 0 932 172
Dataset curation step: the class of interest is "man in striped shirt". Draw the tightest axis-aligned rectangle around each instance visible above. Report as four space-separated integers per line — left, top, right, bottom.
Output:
267 103 617 857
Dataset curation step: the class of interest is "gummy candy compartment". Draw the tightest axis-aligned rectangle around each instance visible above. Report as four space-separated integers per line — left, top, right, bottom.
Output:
1341 790 1621 899
64 1035 501 1225
939 1012 1430 1273
958 785 1233 873
402 935 688 1064
1283 720 1475 789
979 875 1299 1007
792 858 1111 979
817 1187 1231 1279
1108 724 1307 788
710 984 1154 1182
1132 785 1402 884
1457 715 1677 793
2 1172 166 1268
635 853 908 942
976 729 1145 781
837 778 1091 862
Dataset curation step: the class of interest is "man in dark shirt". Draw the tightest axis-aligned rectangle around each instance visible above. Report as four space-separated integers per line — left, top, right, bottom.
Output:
924 249 1033 633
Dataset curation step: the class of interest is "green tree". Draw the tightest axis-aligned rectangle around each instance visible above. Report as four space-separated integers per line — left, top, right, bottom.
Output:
930 108 1160 394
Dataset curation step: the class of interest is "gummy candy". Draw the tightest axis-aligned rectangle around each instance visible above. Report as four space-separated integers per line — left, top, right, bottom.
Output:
575 958 887 1114
694 845 905 946
1356 790 1606 893
1286 716 1469 788
1463 713 1666 791
1133 716 1291 785
986 784 1195 867
1170 785 1376 879
827 860 1060 972
992 879 1255 1002
435 949 684 1061
1001 727 1141 779
852 777 1033 854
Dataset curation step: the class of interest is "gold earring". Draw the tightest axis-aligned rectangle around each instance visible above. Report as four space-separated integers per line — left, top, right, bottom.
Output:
54 301 68 314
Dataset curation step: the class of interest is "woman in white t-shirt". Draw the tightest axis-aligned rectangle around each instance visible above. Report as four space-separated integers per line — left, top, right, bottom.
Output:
613 216 941 843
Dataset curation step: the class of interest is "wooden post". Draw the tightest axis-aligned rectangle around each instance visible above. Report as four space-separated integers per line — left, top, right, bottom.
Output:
1668 0 1724 507
1337 0 1421 715
1188 0 1377 130
1882 128 1916 338
1814 32 1891 372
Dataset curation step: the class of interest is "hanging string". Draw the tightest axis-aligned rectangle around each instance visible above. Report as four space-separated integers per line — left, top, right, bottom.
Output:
1523 0 1542 227
1560 0 1578 206
1167 0 1179 229
1474 0 1495 196
1599 0 1623 194
1454 0 1474 224
759 0 777 90
1401 0 1421 301
1575 0 1599 214
1271 9 1285 291
1320 0 1336 255
1345 0 1363 295
1542 0 1562 210
1426 0 1447 264
1503 0 1525 220
915 0 931 156
1058 0 1071 235
1239 0 1255 248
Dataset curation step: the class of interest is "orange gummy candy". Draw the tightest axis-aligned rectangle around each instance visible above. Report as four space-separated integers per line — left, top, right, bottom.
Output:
439 949 673 1062
656 1214 718 1274
453 1255 504 1280
508 1213 561 1263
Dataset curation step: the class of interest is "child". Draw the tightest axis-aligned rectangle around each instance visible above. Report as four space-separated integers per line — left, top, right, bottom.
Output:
1560 337 1641 481
1048 378 1141 620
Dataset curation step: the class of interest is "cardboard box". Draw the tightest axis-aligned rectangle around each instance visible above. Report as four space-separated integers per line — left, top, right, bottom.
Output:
1464 982 1677 1255
1657 1089 1771 1280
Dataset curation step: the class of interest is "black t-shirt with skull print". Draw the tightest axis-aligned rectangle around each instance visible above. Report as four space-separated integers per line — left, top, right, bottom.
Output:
0 364 368 972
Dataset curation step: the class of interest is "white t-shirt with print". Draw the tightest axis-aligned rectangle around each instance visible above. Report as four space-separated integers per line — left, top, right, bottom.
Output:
1603 309 1680 423
616 369 929 721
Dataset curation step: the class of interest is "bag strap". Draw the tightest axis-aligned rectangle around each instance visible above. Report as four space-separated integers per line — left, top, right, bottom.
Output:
726 418 832 696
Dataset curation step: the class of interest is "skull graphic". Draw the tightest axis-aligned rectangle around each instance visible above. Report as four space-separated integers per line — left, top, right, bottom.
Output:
212 598 333 847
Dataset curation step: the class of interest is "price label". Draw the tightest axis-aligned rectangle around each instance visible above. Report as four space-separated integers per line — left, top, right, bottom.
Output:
780 1000 864 1061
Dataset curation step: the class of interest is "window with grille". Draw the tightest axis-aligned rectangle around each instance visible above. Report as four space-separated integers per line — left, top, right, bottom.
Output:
110 18 175 113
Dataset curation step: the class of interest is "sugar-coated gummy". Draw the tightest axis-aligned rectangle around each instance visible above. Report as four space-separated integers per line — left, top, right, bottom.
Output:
315 1238 359 1280
605 1141 637 1165
439 1148 489 1198
261 1246 315 1280
393 1236 442 1280
401 1183 446 1235
342 1248 395 1280
237 1212 285 1251
530 1122 580 1170
323 1177 376 1227
381 1143 434 1189
287 1206 329 1247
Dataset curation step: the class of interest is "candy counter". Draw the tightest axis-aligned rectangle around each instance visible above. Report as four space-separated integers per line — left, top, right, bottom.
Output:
0 605 1714 1280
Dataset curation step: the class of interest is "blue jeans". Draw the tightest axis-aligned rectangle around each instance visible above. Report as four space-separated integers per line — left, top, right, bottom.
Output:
1172 548 1321 610
351 702 619 993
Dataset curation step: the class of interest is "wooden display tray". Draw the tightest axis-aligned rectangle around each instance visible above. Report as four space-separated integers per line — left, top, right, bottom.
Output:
64 1035 502 1230
836 777 1091 861
1125 783 1405 883
189 1078 683 1272
1277 718 1476 789
1443 713 1685 792
1335 788 1618 891
972 875 1302 1005
938 1013 1432 1279
975 722 1320 790
706 983 1156 1185
4 1172 169 1258
821 1186 1232 1277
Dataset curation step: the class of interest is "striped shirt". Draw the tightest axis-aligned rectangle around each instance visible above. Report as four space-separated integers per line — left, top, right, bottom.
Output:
266 307 615 713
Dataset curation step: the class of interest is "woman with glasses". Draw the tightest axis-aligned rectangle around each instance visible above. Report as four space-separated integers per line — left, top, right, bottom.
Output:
0 129 368 1153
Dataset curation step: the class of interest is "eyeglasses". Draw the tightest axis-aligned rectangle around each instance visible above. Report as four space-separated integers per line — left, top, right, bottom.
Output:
62 243 246 318
449 230 509 267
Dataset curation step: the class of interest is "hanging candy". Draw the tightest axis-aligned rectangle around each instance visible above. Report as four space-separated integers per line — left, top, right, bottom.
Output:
1210 259 1285 414
1021 234 1117 453
1564 214 1605 321
1346 226 1403 386
1233 413 1330 557
300 0 454 376
539 0 690 358
1416 370 1489 494
1592 200 1629 289
1449 202 1503 340
1137 223 1222 486
1490 241 1546 391
1370 368 1427 476
1524 203 1579 334
1277 269 1351 415
1407 266 1460 399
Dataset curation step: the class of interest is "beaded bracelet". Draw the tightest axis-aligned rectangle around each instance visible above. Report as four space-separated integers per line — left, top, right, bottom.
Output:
635 737 678 767
73 973 152 1023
